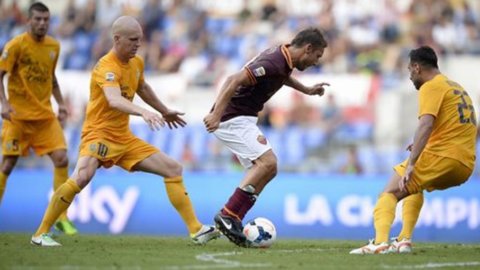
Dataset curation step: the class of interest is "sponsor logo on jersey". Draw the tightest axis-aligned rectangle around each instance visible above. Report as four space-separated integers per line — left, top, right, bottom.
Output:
257 135 267 145
253 66 266 77
106 72 115 82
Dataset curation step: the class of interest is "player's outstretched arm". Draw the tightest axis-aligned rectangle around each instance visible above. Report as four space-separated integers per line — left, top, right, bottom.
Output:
204 69 252 133
104 85 165 131
0 70 14 121
137 81 186 129
285 76 329 96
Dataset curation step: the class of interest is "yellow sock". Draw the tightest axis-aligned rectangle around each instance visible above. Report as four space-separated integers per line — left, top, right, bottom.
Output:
398 192 424 240
374 192 398 244
164 176 202 234
34 179 81 236
53 167 69 221
0 172 8 204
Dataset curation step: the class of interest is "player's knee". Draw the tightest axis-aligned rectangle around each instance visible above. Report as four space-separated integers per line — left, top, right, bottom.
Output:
261 156 278 179
76 168 95 189
164 161 183 178
1 165 14 175
266 161 278 179
76 173 92 189
1 157 18 175
51 150 69 167
54 155 69 168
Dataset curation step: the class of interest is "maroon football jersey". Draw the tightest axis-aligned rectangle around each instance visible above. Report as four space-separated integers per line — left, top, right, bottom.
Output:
219 45 293 122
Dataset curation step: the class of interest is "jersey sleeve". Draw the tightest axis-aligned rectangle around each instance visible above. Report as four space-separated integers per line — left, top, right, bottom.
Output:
418 82 445 118
244 58 280 85
136 56 145 88
52 42 60 71
0 38 20 73
96 61 121 89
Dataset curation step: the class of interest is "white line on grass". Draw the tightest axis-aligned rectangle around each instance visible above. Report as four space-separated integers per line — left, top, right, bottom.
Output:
162 248 341 270
381 261 480 269
163 247 464 270
163 251 271 270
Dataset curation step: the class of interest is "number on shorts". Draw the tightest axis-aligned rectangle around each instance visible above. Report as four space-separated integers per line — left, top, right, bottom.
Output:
97 142 109 157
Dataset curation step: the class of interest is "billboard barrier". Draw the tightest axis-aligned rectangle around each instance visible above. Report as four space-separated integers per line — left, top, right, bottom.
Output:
1 170 479 242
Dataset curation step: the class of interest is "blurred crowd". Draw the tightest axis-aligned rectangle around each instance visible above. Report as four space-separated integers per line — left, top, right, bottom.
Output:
1 0 480 174
1 0 480 85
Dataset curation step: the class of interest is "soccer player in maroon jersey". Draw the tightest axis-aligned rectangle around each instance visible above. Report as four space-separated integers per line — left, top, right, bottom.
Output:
203 27 329 246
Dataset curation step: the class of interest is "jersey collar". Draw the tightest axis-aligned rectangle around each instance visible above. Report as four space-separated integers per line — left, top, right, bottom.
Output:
280 44 293 70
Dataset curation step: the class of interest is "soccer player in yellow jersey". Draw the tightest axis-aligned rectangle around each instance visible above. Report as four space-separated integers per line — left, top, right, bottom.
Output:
350 46 477 254
0 2 77 235
30 16 220 246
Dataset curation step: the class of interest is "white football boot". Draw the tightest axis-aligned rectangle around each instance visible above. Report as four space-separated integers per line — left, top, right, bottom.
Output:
349 239 389 254
191 225 221 245
387 238 412 253
31 233 62 247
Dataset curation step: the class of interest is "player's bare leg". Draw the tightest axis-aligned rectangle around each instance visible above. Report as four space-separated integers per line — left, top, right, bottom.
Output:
0 155 18 205
351 173 410 254
388 192 423 253
32 156 98 246
48 149 78 235
240 150 278 194
216 150 277 247
133 151 220 245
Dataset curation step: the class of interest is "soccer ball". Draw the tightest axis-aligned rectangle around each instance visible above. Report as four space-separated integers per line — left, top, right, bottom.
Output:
243 217 277 248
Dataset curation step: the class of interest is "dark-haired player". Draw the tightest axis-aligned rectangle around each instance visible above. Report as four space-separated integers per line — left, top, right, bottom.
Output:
0 2 77 235
350 46 476 254
204 27 329 246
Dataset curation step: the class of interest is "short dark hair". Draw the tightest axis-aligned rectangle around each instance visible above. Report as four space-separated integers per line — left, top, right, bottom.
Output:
409 46 438 69
291 27 328 49
28 2 49 18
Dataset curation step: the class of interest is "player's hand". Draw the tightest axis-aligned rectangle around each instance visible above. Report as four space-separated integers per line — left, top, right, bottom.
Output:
399 163 414 192
141 110 165 131
57 105 68 127
0 102 14 121
162 110 187 129
306 82 330 96
203 113 220 133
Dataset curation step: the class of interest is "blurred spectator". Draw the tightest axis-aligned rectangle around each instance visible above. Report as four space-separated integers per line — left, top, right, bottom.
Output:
55 0 78 38
96 0 122 29
0 0 25 45
339 145 364 175
140 0 165 41
2 0 479 80
76 0 96 33
319 94 343 143
432 7 466 54
258 105 274 128
289 93 315 127
2 0 480 173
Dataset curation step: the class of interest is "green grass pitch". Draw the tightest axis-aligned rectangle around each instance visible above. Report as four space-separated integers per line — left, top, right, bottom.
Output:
1 233 480 270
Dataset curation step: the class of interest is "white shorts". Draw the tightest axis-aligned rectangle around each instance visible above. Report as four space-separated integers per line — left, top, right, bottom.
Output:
214 116 272 168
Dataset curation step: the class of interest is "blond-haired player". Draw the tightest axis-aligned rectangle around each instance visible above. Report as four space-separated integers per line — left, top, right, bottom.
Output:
350 46 476 254
0 2 77 235
30 16 219 246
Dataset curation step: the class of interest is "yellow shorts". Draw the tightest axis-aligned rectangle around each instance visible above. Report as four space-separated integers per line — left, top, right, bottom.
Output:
1 118 67 156
394 151 472 194
79 133 158 171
